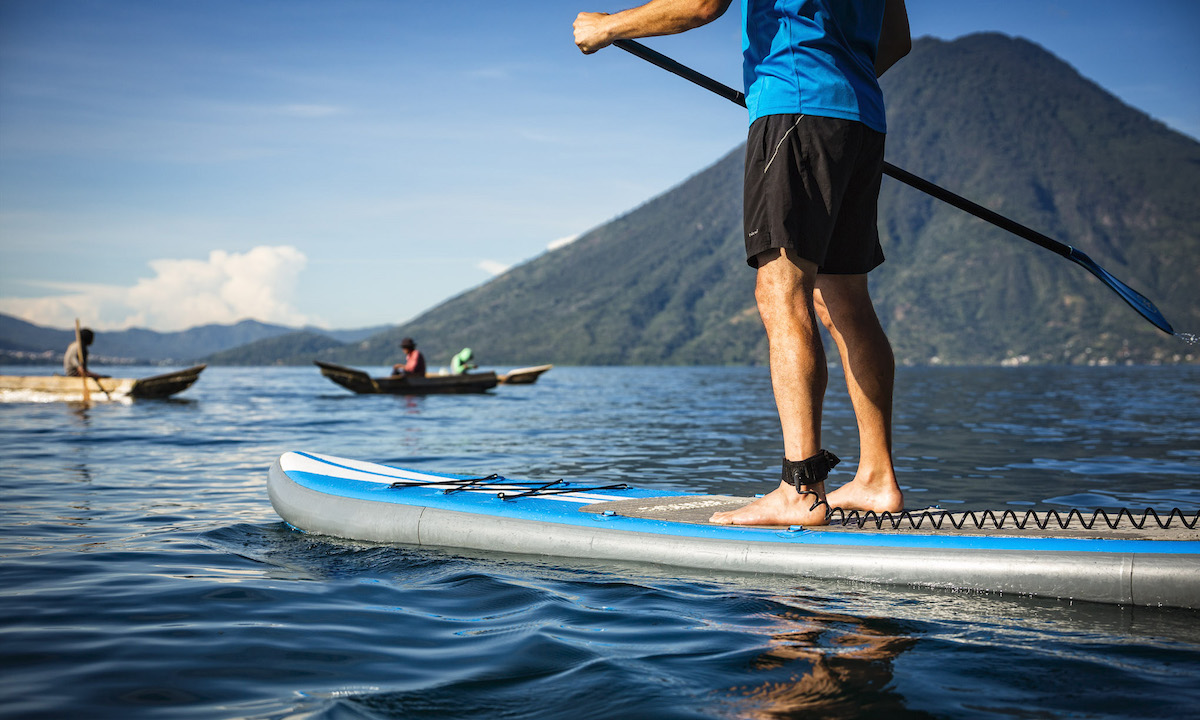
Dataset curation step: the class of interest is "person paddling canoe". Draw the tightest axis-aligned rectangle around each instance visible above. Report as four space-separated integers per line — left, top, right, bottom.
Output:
391 337 427 378
63 327 109 380
451 348 478 375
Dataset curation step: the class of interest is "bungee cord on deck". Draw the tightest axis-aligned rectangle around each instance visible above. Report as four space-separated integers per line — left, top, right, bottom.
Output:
389 474 630 500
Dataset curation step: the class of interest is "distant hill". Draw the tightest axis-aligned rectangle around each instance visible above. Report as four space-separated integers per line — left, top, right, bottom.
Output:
199 331 346 366
326 33 1199 367
318 325 394 344
0 314 391 365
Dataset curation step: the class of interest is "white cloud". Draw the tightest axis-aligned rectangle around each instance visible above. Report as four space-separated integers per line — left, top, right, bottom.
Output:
477 260 510 276
0 246 319 331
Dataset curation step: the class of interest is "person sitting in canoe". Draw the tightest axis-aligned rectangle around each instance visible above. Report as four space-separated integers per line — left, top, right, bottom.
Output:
391 337 427 377
63 328 109 379
451 348 477 375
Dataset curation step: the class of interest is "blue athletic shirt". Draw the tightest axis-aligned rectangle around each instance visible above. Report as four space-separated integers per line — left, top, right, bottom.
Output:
742 0 888 132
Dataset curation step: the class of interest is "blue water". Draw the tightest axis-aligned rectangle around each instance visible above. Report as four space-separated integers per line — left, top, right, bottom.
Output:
2 364 1198 719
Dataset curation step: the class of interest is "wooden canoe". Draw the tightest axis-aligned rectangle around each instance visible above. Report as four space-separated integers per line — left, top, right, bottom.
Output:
497 364 553 384
315 361 498 395
0 364 206 400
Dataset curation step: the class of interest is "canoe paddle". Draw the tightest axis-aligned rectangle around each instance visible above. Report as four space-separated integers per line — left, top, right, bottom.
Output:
73 319 112 401
74 319 91 404
612 39 1176 336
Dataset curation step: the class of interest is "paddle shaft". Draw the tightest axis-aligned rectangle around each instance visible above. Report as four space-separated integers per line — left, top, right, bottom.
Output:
612 39 1174 335
74 319 90 403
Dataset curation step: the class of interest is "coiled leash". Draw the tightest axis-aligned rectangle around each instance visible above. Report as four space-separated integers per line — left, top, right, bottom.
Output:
828 505 1200 531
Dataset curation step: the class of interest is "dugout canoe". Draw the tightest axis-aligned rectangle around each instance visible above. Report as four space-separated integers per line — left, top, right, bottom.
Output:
269 451 1200 609
315 361 498 395
0 364 206 400
498 364 553 384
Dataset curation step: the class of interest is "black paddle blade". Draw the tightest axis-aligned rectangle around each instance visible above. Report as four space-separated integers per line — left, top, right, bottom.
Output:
1066 248 1175 335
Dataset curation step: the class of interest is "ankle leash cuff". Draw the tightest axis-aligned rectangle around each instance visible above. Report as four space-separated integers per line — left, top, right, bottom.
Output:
781 450 840 492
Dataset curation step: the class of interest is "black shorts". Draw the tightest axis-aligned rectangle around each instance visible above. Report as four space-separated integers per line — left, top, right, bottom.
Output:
743 114 886 273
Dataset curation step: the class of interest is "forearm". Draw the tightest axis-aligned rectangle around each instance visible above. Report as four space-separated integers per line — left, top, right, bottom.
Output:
875 0 911 76
574 0 731 54
607 0 729 36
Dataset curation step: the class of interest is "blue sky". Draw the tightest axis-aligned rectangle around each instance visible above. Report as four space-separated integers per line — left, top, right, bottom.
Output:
2 0 1197 332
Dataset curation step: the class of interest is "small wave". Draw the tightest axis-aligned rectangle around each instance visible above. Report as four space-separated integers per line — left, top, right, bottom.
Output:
0 389 132 404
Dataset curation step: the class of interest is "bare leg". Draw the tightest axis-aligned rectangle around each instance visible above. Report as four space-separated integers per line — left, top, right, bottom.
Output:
711 249 832 526
814 274 903 514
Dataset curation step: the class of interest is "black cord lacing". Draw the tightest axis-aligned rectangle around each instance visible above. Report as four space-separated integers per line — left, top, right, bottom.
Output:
389 474 629 500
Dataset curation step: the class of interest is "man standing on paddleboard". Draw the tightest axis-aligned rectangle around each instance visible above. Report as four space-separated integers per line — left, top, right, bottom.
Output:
573 0 910 526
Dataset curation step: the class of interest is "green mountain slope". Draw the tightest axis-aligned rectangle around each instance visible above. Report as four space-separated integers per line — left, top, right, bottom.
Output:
201 331 346 366
874 34 1199 364
332 33 1197 368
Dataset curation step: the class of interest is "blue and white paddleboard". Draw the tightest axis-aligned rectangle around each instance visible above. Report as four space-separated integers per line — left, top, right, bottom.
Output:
269 452 1200 609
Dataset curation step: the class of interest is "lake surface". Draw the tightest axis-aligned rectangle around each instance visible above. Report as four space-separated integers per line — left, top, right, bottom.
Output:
2 364 1198 719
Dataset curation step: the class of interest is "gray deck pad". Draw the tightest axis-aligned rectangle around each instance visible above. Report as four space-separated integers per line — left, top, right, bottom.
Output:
580 495 1200 542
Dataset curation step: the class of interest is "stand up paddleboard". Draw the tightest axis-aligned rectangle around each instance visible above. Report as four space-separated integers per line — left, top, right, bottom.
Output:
269 452 1200 609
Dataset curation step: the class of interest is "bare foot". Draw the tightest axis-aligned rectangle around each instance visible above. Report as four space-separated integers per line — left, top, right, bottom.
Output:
709 481 829 526
824 475 904 515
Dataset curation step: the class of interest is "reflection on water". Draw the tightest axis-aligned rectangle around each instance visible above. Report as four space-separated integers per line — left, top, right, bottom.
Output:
730 606 922 719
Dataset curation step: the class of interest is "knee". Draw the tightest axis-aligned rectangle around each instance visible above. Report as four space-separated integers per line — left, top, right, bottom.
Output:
755 252 820 329
813 291 835 330
822 301 870 331
815 282 877 330
755 280 812 329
